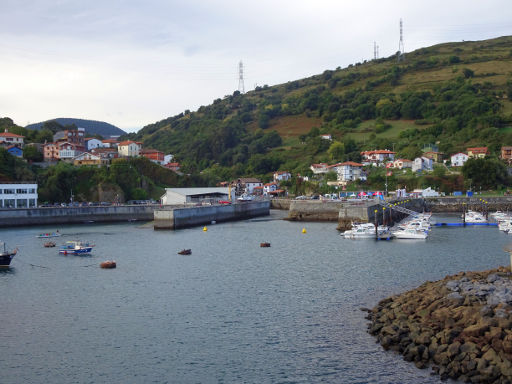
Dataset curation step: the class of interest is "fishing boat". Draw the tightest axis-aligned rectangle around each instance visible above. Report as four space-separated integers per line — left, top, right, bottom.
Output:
36 231 61 238
44 241 56 247
260 242 271 247
59 241 93 255
0 241 17 267
178 249 192 255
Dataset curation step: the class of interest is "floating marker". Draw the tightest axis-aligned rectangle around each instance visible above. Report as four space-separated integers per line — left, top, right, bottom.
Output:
203 226 208 232
302 228 307 234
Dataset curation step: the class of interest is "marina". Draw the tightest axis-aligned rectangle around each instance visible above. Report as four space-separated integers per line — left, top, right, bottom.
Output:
1 212 511 383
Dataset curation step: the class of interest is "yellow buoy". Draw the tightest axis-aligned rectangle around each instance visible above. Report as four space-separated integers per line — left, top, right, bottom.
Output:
302 228 307 234
203 226 208 232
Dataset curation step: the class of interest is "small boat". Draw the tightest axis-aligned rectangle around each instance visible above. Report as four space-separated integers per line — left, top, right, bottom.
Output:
36 231 61 238
59 241 93 255
0 241 17 267
100 260 116 269
392 228 428 239
178 249 191 255
44 241 56 247
260 242 271 247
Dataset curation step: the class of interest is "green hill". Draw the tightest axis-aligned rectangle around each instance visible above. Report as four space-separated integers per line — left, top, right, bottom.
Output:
118 36 512 180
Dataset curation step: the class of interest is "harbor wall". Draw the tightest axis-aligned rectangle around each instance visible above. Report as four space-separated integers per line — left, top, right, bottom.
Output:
425 196 512 212
270 198 291 210
153 201 270 230
0 205 157 227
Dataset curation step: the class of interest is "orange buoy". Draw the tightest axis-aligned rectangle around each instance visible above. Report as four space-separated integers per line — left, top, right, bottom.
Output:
100 260 116 269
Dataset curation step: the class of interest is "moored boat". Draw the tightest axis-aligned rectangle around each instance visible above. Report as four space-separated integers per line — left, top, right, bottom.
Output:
59 241 93 255
36 231 61 238
178 249 192 255
44 241 56 247
0 241 17 267
392 228 428 239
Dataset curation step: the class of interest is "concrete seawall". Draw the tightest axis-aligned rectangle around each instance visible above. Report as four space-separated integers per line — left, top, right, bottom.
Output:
0 205 157 227
426 196 512 212
154 201 270 230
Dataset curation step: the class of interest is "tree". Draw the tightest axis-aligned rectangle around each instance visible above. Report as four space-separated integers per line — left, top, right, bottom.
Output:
462 158 509 190
23 145 43 162
462 68 474 78
328 141 345 161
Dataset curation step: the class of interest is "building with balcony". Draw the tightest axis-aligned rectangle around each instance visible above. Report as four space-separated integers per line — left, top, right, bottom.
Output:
0 182 38 208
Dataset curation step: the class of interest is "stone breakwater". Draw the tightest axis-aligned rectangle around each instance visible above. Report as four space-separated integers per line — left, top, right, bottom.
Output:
366 268 512 383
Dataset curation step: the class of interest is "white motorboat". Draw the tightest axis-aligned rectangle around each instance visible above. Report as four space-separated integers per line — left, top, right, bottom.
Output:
392 228 428 239
464 210 487 223
342 223 388 239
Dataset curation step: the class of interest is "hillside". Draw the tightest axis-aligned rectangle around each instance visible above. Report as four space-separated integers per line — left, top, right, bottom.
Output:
121 36 512 180
26 118 126 137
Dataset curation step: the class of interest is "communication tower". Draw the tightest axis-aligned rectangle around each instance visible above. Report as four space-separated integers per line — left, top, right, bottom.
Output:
238 61 245 94
397 18 405 62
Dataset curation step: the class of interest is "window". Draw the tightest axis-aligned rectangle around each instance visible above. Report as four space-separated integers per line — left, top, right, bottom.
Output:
17 199 27 208
4 189 14 194
29 199 36 208
4 199 15 208
29 189 36 194
17 189 28 194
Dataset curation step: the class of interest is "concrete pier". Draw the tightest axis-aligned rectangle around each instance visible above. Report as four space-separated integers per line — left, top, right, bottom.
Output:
153 201 270 230
0 205 157 227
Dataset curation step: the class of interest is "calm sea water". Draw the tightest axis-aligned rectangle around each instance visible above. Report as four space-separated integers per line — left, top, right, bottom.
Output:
0 211 509 384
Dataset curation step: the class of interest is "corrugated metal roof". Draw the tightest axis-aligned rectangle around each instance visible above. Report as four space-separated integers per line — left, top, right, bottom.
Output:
164 187 229 196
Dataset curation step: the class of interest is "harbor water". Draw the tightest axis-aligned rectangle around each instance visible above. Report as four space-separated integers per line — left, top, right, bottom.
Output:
0 211 509 383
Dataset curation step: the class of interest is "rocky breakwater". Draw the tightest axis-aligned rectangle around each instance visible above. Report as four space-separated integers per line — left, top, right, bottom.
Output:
367 267 512 383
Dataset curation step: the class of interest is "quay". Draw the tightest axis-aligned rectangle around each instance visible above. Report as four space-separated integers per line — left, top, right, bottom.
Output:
153 201 270 230
0 205 158 227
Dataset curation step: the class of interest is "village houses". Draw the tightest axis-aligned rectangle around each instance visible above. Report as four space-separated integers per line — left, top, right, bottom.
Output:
310 163 329 174
328 161 366 183
467 147 488 159
73 152 102 167
412 157 433 172
451 152 469 167
273 171 291 183
392 159 413 169
85 138 103 151
423 151 444 163
360 149 396 166
118 141 142 157
501 146 512 163
0 129 24 148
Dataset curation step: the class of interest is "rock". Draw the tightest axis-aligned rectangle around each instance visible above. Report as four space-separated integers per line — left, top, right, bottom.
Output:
447 341 461 358
463 322 491 338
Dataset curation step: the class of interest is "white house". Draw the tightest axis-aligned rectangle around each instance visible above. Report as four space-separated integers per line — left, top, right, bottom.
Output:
85 138 103 151
235 178 263 195
263 182 278 195
410 187 439 198
0 128 24 148
320 134 332 141
310 163 329 174
273 171 291 183
160 187 234 205
59 142 80 161
412 157 433 172
118 141 141 157
392 159 413 169
451 152 469 167
329 161 365 183
0 182 37 208
163 154 174 165
360 150 396 165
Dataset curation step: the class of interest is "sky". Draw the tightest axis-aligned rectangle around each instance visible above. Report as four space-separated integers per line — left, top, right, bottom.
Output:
1 0 511 133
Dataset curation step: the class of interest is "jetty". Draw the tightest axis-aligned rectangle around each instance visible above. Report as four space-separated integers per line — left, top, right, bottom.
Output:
153 200 270 230
366 267 512 382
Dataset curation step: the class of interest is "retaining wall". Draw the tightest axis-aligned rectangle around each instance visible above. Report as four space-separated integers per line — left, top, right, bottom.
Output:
425 196 512 212
154 201 270 230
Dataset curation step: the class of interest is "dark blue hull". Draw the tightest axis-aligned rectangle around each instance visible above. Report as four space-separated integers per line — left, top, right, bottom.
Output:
0 253 15 267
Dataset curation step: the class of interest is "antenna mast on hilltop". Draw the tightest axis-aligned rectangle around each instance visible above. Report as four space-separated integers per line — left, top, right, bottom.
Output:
238 61 245 94
397 18 405 62
374 41 379 60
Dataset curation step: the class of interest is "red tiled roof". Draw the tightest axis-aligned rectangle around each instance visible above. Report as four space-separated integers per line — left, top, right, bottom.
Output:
102 139 119 143
396 159 412 162
118 140 138 146
0 132 24 138
467 147 488 153
361 150 396 155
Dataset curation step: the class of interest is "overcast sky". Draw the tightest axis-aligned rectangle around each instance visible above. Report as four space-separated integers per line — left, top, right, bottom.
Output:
1 0 511 132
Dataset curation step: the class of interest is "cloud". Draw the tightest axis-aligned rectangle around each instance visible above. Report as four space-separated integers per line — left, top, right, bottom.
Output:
0 0 511 131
